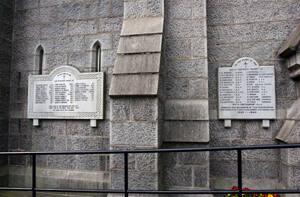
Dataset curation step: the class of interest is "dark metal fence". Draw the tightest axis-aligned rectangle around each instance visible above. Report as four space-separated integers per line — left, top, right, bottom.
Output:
0 144 300 197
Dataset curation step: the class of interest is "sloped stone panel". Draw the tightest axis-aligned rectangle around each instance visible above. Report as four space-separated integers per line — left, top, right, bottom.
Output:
117 34 162 54
121 17 164 36
278 24 300 58
110 74 159 96
113 53 161 74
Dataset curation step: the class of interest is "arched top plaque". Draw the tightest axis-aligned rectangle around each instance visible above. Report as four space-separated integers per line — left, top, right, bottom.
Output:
27 65 104 127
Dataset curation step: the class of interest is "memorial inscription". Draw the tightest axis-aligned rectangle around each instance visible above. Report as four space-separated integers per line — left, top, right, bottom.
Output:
28 65 104 126
218 57 276 126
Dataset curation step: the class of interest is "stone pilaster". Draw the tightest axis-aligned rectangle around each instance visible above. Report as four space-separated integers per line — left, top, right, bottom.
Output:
276 25 300 195
109 0 164 195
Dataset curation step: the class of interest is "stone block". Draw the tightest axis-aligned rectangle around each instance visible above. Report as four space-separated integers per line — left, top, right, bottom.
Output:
188 78 208 99
208 43 240 63
165 99 209 120
112 0 124 17
165 0 192 19
114 53 161 74
136 153 158 171
54 35 85 53
124 0 164 19
165 166 192 187
40 22 68 39
111 169 159 190
117 35 162 54
165 19 206 39
111 121 158 147
191 37 207 58
243 160 278 179
82 0 111 18
121 17 164 36
99 17 123 33
164 77 189 99
166 58 208 78
164 120 209 142
208 23 252 44
130 98 158 121
210 159 237 177
177 151 209 165
194 166 209 188
165 38 191 59
111 98 130 121
109 74 159 96
68 20 98 35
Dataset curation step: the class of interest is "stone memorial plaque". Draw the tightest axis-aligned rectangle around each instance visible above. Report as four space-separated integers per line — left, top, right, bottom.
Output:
28 65 104 122
218 57 276 120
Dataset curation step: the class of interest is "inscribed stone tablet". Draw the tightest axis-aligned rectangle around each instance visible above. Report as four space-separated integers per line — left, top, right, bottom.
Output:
218 57 276 119
28 65 104 119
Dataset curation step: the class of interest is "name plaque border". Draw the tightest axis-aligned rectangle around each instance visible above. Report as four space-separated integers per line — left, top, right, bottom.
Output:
218 57 276 123
27 65 104 120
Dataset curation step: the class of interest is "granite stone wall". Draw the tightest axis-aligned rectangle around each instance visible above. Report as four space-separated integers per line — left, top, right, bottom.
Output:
207 0 300 190
0 0 13 187
9 0 123 191
162 0 210 193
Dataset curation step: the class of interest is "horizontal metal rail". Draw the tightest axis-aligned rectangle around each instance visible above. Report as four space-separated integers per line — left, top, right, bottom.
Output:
0 143 299 197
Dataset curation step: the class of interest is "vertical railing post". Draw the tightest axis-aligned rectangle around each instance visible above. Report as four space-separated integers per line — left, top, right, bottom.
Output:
237 149 242 197
32 154 36 197
124 152 129 197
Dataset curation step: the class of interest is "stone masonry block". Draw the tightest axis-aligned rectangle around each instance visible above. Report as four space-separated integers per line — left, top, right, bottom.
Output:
165 99 209 120
166 58 208 78
121 17 164 36
110 74 159 96
68 20 98 35
164 120 209 142
188 78 208 99
111 121 158 147
165 19 206 39
130 98 158 121
117 35 162 54
124 0 164 19
194 165 209 188
165 166 192 188
165 0 192 19
111 98 130 121
165 77 189 99
177 151 209 165
114 53 161 74
165 38 191 59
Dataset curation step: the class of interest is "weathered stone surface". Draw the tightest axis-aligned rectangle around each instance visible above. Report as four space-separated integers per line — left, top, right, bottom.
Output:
121 17 164 36
276 120 296 142
111 121 158 146
165 99 209 120
164 120 209 142
165 166 192 187
110 74 159 96
114 53 161 74
278 24 300 58
117 34 162 54
124 0 164 19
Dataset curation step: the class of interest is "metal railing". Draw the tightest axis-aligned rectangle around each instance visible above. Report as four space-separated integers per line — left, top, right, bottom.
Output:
0 144 300 197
